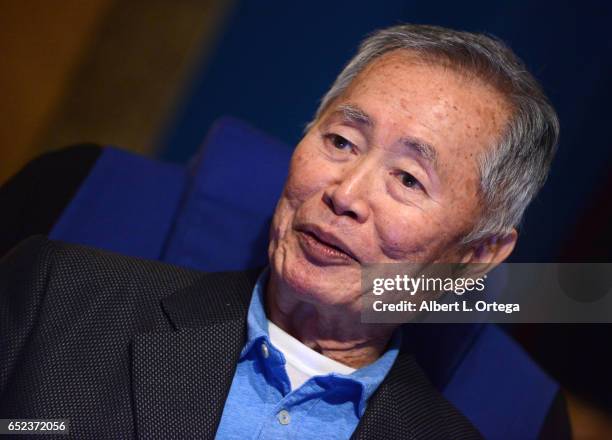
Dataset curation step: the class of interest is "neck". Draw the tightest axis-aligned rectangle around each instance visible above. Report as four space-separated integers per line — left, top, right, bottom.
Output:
265 270 398 369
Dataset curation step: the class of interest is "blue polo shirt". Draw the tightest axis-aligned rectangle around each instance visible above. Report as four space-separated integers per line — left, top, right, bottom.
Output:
215 267 401 439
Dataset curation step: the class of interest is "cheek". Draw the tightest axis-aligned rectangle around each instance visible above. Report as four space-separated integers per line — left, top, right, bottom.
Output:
269 142 328 242
374 211 433 260
284 144 329 204
374 203 458 262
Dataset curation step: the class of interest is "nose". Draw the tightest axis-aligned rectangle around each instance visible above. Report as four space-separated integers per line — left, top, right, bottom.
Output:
322 162 372 223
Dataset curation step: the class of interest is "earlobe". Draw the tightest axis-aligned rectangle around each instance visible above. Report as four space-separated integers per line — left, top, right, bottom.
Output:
461 228 518 276
491 229 518 265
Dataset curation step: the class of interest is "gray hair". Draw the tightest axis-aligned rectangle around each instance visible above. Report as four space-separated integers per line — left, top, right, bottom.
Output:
306 24 559 244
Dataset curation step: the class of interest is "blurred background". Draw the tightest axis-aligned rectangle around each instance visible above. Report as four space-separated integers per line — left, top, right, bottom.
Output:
1 0 611 436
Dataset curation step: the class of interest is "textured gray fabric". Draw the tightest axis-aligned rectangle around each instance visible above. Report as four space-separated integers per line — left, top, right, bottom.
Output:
0 236 481 439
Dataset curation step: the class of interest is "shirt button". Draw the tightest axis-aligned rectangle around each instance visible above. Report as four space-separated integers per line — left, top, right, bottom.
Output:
261 342 270 359
277 409 290 425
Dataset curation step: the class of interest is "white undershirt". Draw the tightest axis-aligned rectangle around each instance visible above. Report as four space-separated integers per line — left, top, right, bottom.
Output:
267 320 356 391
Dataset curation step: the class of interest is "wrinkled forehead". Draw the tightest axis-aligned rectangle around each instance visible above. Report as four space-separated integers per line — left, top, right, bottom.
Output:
323 50 512 162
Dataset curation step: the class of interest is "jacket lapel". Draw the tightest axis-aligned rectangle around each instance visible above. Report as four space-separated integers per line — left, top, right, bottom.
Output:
351 350 483 440
130 269 260 440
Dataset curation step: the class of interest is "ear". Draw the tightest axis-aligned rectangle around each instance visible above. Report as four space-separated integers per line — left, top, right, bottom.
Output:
459 228 518 277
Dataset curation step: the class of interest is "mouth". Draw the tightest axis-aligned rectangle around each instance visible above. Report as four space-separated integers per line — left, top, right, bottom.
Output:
296 225 360 264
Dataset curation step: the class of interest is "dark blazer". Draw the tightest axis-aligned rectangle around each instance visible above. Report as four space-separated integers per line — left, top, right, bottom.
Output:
0 236 483 439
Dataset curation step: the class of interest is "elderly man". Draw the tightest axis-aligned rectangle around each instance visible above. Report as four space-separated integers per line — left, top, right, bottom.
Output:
0 24 566 439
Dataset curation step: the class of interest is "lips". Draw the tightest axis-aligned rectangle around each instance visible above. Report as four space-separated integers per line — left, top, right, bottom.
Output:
297 224 360 263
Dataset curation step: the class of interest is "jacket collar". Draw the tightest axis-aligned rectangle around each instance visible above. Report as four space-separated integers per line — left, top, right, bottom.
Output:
351 348 482 439
160 267 261 329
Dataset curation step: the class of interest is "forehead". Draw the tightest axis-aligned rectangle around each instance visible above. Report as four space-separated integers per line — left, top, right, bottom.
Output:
335 50 511 161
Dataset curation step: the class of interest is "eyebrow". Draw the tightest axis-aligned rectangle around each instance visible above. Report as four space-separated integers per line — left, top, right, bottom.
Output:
335 103 374 128
400 136 438 170
333 103 439 173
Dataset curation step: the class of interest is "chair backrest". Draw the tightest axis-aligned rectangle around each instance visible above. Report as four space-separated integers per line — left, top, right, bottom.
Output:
162 116 291 271
50 116 558 439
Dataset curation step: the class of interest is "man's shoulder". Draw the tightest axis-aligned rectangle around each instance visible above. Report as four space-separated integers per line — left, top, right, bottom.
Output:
7 235 203 295
2 235 260 325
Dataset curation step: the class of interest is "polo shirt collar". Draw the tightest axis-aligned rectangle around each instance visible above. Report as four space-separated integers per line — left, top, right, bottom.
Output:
241 266 402 416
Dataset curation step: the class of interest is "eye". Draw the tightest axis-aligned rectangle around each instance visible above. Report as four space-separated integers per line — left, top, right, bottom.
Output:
325 134 353 151
398 171 423 191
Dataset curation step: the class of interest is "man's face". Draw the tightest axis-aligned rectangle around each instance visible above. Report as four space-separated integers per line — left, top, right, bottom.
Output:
268 50 511 310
